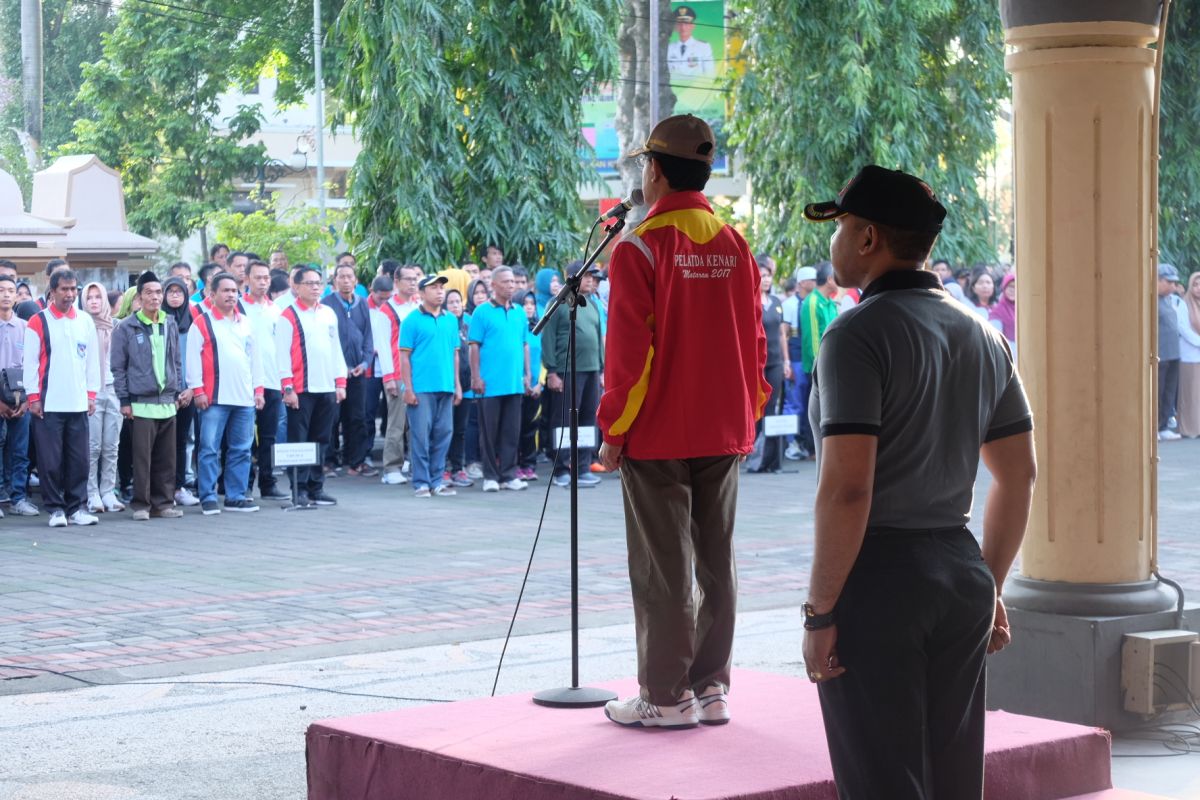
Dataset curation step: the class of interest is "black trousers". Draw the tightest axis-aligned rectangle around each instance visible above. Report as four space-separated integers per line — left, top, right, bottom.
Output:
331 375 368 467
131 415 176 513
518 393 541 470
817 528 995 800
448 397 471 472
255 389 282 491
32 411 89 515
549 370 600 476
288 392 337 494
756 362 785 471
1159 358 1180 430
477 394 522 482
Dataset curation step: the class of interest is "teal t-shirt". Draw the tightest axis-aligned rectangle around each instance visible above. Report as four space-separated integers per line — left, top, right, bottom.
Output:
467 301 527 397
399 306 460 394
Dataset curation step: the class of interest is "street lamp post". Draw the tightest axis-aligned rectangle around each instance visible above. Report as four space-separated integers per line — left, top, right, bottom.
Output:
313 0 326 225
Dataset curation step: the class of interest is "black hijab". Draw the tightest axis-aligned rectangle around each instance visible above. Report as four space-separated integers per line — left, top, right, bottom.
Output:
163 276 192 334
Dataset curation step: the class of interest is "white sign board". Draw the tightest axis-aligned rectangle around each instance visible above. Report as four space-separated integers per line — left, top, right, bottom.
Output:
273 442 320 467
763 414 799 438
552 427 598 449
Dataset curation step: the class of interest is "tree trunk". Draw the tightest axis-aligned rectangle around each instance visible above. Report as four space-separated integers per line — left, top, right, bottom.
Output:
20 0 43 149
615 0 676 198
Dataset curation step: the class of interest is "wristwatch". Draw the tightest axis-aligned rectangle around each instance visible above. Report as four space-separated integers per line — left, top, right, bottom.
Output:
803 603 835 631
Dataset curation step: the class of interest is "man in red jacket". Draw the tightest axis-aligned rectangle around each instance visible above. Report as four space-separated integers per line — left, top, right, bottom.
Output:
598 114 769 729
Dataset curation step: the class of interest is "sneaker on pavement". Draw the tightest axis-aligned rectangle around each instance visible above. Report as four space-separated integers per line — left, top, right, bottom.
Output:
132 509 151 521
381 471 408 485
552 472 571 488
466 462 484 480
224 498 260 513
292 492 314 509
10 499 39 516
260 486 291 500
310 491 338 506
1159 429 1182 441
201 500 221 515
452 470 474 488
29 473 40 488
577 472 601 487
414 486 432 498
48 510 67 528
101 492 125 512
88 494 105 513
402 460 410 475
784 442 802 461
152 507 184 519
604 691 699 729
433 485 457 497
696 684 730 725
174 487 200 507
482 479 500 493
70 510 99 526
501 478 528 491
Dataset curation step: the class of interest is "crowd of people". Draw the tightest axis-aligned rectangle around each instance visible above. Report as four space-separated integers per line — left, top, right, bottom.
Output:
0 242 615 526
1 236 1193 526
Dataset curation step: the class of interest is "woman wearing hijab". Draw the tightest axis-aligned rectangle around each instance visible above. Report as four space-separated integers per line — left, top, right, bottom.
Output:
462 278 490 478
116 286 140 320
1177 271 1200 438
163 277 200 505
534 267 563 314
989 271 1018 358
83 281 124 513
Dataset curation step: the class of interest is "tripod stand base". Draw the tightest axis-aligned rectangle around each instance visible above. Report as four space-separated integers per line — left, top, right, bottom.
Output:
531 686 617 708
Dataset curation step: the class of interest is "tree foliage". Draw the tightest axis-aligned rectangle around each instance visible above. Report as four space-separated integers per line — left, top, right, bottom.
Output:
335 0 621 268
729 0 1008 271
205 197 342 267
0 0 115 152
57 0 338 240
1159 1 1200 280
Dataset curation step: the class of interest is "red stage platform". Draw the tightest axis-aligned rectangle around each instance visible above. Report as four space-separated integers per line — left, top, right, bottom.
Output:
306 669 1113 800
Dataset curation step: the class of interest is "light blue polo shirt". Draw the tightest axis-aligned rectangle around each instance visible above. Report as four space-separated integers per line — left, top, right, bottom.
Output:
467 300 527 397
400 305 460 394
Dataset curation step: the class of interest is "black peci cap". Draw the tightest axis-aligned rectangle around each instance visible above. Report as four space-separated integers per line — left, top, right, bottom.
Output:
803 165 947 234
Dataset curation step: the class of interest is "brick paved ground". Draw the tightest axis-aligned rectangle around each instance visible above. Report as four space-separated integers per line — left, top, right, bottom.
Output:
1 441 1197 693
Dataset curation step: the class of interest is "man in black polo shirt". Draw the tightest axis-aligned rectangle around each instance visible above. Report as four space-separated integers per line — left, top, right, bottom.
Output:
801 166 1036 799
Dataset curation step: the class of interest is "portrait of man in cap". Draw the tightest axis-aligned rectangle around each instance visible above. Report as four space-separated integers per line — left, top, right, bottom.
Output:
668 4 715 77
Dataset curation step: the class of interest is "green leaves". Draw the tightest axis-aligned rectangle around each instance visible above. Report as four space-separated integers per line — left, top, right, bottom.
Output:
1160 2 1200 282
729 0 1008 271
336 0 621 268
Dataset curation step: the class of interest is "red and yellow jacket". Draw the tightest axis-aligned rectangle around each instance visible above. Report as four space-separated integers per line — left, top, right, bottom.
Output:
597 191 769 459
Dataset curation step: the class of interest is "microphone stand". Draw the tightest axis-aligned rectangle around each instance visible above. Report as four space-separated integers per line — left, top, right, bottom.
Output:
530 216 626 709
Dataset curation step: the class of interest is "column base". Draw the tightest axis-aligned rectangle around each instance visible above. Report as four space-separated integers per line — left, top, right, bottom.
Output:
1005 574 1178 616
987 604 1200 730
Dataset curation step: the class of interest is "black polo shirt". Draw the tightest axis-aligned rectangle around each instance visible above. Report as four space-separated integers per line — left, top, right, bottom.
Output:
809 269 1032 529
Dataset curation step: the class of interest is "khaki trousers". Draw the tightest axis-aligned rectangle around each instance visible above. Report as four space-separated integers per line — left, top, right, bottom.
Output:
620 454 740 705
382 392 409 473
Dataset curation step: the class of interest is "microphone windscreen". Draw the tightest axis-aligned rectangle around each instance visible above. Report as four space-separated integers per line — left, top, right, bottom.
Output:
630 188 645 207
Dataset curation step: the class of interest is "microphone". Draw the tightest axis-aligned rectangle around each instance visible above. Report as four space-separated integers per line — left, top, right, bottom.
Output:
598 189 644 222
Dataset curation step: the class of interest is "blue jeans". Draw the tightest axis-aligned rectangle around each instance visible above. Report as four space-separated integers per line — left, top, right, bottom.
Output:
2 413 30 502
198 404 255 503
406 392 454 490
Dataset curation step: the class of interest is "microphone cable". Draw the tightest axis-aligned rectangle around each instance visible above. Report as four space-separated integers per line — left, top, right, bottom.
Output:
490 219 603 696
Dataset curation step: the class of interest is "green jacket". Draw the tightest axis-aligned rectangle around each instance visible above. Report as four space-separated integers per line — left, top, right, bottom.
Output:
541 296 604 375
799 290 838 374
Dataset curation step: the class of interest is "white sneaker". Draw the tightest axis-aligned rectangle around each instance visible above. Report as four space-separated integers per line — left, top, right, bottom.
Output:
10 499 39 516
101 492 125 512
381 471 409 485
784 442 802 461
1159 429 1182 441
696 683 730 725
70 510 99 526
48 510 67 528
174 487 200 507
401 459 411 475
28 473 40 488
604 691 699 729
88 494 105 513
482 479 500 493
466 462 484 480
501 478 528 491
